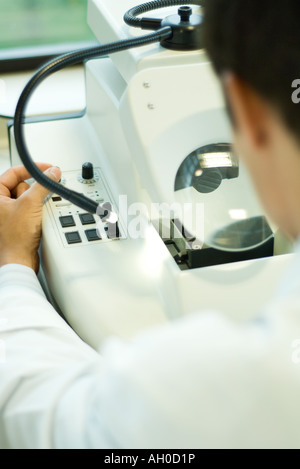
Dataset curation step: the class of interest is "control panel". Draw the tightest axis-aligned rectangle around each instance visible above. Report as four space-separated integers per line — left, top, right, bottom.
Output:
44 163 124 248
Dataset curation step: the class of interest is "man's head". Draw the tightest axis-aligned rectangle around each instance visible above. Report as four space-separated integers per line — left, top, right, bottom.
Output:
202 0 300 241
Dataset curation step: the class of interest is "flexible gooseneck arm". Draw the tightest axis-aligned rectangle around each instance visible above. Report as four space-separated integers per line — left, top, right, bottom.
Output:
124 0 202 28
14 1 203 214
14 27 172 214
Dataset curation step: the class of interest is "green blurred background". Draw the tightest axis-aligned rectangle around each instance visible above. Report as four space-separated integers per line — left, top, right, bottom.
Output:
0 0 94 50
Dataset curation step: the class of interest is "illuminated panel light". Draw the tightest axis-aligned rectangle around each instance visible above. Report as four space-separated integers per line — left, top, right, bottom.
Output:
229 209 248 221
199 152 233 169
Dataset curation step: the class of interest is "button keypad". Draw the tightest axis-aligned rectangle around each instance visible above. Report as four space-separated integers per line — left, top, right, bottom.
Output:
46 167 124 248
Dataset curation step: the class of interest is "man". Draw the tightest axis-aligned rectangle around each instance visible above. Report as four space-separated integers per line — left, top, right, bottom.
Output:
0 0 300 449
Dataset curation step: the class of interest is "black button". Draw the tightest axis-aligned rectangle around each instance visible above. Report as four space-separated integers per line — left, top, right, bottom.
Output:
52 196 62 202
79 213 96 226
65 232 82 245
60 215 76 228
85 229 102 242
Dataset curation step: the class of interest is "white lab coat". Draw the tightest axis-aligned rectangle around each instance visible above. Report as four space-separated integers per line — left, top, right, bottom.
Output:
0 244 300 449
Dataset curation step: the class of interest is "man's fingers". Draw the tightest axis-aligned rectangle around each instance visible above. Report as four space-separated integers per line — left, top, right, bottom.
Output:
12 181 31 199
0 163 53 195
21 167 62 206
0 183 11 198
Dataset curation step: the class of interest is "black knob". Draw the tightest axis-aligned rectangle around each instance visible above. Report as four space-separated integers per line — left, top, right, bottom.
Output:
161 8 203 51
178 6 192 22
82 162 94 180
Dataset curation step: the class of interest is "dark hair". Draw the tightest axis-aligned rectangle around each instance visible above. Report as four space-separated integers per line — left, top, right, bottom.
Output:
202 0 300 141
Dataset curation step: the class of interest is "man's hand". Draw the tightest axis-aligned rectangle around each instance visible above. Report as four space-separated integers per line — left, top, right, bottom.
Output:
0 164 61 273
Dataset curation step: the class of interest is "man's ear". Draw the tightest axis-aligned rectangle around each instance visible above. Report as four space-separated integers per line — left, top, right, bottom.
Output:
222 72 270 150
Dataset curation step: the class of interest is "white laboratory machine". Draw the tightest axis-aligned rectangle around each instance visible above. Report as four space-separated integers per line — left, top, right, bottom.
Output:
9 0 293 350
